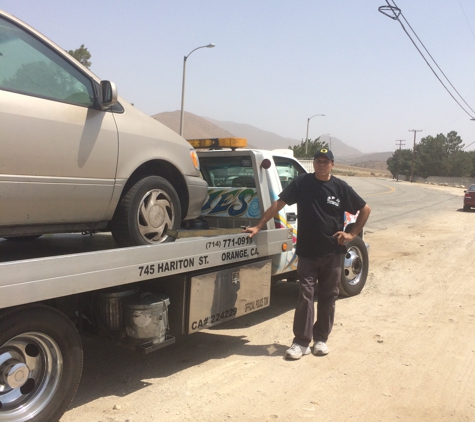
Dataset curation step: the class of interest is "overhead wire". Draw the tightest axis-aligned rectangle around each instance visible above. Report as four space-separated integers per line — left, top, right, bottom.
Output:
457 0 475 43
379 0 475 120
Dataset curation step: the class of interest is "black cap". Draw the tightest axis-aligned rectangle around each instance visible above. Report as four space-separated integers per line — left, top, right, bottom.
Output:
314 148 334 161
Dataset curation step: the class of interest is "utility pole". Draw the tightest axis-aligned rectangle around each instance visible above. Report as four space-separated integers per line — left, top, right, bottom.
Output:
395 140 405 181
396 140 405 149
409 130 422 183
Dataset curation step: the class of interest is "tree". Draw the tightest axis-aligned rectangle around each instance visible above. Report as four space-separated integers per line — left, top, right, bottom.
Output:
416 134 448 178
468 151 475 177
289 137 328 159
416 131 468 178
67 44 91 69
387 148 413 179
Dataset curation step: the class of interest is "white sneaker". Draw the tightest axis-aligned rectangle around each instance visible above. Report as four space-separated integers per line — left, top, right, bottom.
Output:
285 343 311 360
313 341 329 356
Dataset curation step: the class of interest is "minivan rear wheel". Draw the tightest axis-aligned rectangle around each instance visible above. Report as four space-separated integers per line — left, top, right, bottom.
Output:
111 176 182 247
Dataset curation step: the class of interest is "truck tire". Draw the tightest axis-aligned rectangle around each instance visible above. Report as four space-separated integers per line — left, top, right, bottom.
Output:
111 176 182 247
339 236 368 297
0 305 83 422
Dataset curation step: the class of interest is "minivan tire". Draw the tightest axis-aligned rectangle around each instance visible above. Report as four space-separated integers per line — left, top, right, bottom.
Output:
111 176 182 247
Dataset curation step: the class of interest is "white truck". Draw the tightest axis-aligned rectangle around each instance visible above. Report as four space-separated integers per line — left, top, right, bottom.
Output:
0 138 368 422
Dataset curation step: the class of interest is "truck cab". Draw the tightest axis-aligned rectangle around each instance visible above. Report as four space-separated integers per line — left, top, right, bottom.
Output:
192 138 369 297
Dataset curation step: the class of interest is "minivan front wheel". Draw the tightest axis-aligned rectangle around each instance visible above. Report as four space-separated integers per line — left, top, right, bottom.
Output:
111 176 182 247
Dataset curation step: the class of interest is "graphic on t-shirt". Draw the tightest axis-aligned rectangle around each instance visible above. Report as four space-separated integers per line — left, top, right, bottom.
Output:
327 196 340 207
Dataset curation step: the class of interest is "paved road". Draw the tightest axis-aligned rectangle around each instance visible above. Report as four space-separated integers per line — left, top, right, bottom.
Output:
340 177 463 231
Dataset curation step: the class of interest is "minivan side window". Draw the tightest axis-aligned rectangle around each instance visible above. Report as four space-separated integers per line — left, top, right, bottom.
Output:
0 17 94 106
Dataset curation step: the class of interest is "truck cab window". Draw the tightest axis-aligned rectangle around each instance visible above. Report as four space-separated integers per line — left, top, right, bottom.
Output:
0 17 94 106
273 157 305 188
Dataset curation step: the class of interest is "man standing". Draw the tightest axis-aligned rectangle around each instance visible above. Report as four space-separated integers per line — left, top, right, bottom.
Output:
244 148 370 359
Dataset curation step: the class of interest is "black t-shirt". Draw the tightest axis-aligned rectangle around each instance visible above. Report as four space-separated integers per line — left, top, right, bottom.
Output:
279 173 366 258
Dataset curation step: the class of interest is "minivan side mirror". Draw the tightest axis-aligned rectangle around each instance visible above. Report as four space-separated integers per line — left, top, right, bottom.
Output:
99 80 118 110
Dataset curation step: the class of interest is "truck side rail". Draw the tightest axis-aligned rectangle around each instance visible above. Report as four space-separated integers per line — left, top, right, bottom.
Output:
0 229 292 309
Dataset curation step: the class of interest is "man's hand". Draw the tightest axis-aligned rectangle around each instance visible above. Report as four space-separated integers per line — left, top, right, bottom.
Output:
243 226 260 238
335 204 371 246
333 230 355 246
242 199 287 239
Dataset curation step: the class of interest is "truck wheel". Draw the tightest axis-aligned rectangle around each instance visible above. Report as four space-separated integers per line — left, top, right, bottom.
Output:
0 305 83 422
111 176 182 247
339 236 368 297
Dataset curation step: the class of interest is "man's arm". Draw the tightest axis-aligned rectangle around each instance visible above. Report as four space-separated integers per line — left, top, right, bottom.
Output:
334 204 371 245
243 199 287 238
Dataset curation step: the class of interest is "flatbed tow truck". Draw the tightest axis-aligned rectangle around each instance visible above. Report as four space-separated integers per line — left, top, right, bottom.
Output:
0 139 368 422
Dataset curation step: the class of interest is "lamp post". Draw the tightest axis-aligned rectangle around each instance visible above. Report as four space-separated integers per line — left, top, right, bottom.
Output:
409 129 422 183
324 133 332 150
179 43 215 137
305 114 325 156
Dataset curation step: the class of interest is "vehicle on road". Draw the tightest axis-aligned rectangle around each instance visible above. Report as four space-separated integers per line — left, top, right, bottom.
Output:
0 138 368 422
463 184 475 211
0 10 207 247
0 9 369 420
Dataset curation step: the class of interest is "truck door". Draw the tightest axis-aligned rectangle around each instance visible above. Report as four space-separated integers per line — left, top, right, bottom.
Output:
0 16 118 226
269 155 306 274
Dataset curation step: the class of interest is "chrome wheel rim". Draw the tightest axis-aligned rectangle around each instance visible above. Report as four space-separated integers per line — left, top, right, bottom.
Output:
343 245 364 287
0 332 62 422
137 188 175 243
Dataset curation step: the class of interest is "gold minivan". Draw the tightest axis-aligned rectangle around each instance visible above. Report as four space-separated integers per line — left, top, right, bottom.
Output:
0 10 208 246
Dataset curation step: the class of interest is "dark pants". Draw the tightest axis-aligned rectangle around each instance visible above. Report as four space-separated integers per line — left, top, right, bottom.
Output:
293 254 344 347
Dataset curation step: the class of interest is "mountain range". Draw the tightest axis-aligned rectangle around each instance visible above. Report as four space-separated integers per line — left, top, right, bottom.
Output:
152 111 392 170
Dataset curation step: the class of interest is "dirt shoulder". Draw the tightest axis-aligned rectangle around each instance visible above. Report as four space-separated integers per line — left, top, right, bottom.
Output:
62 183 475 422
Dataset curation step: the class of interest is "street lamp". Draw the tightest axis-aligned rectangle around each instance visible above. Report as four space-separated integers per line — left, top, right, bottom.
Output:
409 129 422 183
324 133 332 150
179 43 215 137
305 114 325 156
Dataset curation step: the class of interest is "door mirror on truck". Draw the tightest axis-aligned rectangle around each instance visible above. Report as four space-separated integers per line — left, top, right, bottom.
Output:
99 80 118 110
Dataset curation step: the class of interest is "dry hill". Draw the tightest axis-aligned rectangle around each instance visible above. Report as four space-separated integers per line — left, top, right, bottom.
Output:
152 111 235 141
152 110 390 172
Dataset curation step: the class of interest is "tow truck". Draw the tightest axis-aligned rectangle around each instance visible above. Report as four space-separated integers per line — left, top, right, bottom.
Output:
0 139 368 422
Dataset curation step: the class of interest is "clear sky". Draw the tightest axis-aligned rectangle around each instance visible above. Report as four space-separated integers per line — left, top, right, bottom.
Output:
3 1 475 153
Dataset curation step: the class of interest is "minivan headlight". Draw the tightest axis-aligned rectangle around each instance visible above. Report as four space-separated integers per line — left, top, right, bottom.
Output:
190 150 200 171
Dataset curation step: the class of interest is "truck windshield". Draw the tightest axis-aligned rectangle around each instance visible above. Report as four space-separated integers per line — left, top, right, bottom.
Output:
200 156 256 188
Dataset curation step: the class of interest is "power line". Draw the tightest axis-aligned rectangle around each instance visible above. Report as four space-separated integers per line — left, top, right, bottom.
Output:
457 0 475 43
379 1 475 120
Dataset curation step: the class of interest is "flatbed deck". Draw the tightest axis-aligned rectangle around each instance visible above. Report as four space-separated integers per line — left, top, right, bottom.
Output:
0 229 292 309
